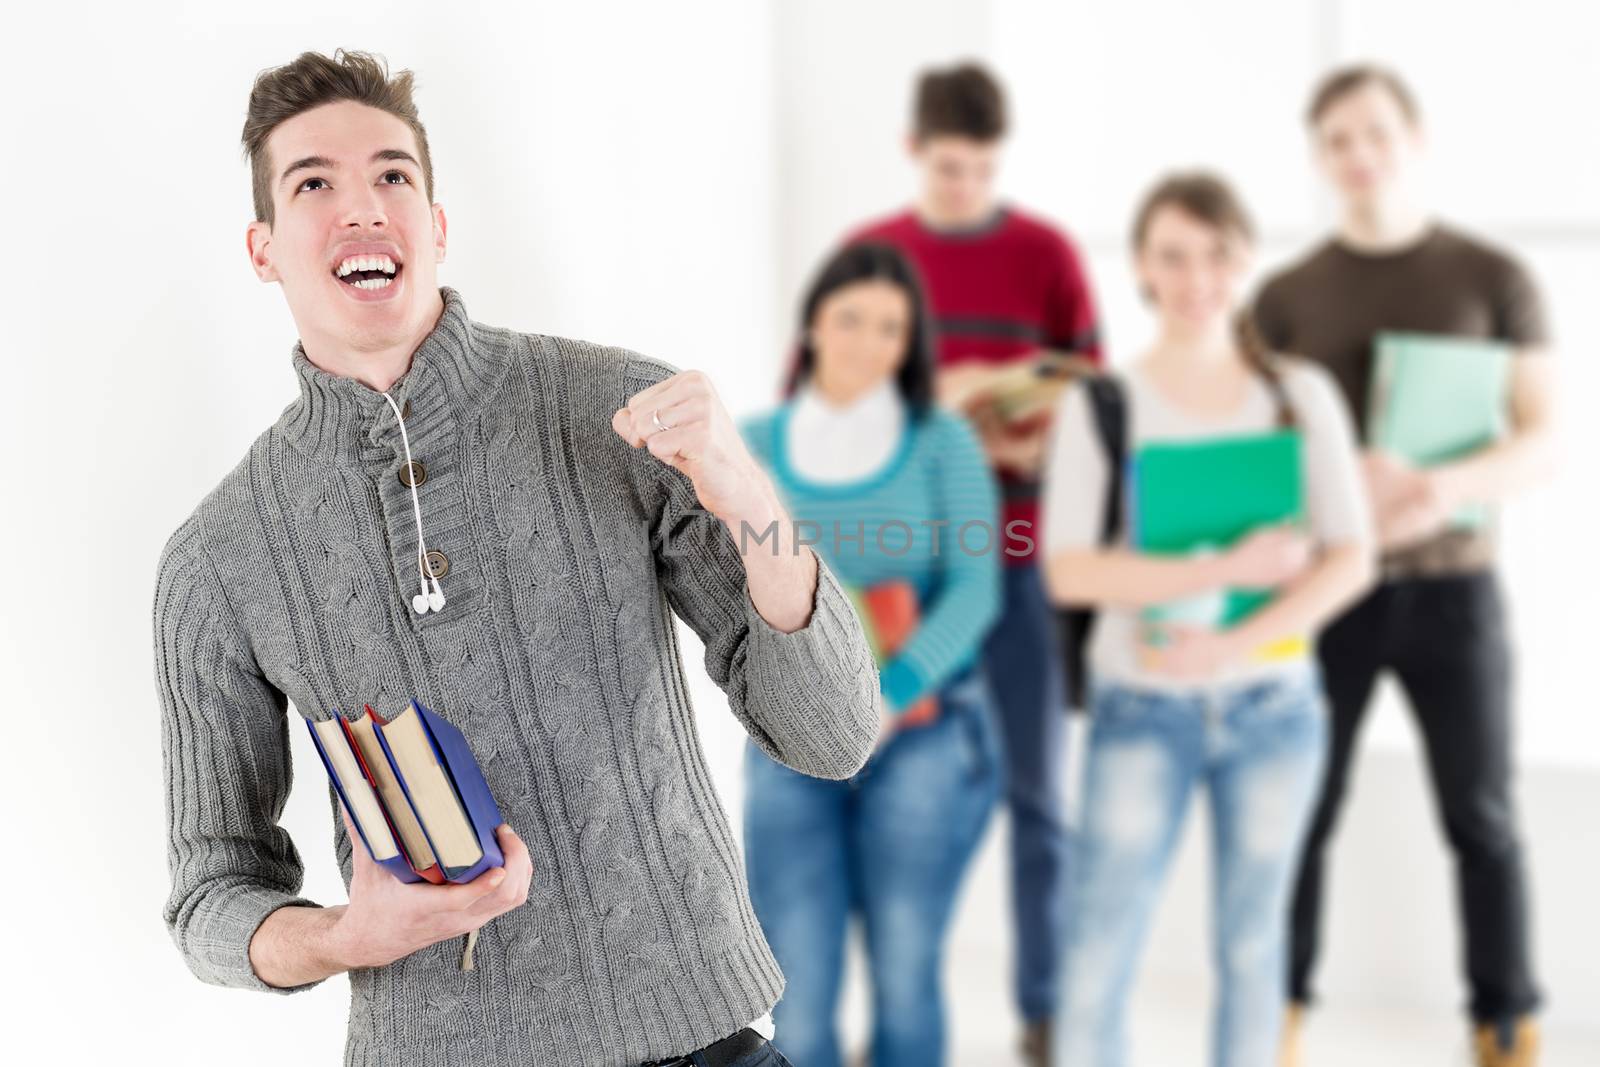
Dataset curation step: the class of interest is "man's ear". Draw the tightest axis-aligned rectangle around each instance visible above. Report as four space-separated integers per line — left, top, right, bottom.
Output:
904 132 921 162
432 202 448 264
246 220 278 282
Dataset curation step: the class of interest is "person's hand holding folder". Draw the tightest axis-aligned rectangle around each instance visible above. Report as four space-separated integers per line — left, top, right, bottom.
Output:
1362 450 1457 551
329 805 533 972
1141 523 1315 681
1220 525 1315 588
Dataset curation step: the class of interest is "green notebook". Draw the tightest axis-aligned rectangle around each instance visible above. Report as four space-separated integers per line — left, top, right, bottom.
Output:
1133 430 1305 638
1367 331 1511 529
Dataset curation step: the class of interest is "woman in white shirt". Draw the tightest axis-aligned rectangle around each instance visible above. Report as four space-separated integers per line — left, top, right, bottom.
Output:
1041 172 1375 1067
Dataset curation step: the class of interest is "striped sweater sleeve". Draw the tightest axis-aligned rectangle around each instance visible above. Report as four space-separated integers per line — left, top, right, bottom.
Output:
880 413 1003 712
154 515 325 994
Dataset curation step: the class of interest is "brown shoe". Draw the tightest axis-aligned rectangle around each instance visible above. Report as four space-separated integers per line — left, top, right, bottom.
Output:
1474 1017 1541 1067
1278 1003 1306 1067
1019 1018 1052 1067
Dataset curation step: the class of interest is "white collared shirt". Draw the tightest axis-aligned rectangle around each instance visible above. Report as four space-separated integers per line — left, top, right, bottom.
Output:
786 379 906 483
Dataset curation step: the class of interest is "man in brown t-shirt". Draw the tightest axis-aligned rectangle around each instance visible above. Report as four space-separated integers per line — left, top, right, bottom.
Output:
1254 67 1559 1067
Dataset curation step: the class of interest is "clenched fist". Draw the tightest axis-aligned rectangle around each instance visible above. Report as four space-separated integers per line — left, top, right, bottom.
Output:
612 369 778 530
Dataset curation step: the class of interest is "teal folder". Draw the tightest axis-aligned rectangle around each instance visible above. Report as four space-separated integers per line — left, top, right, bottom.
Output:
1367 331 1511 529
1132 430 1305 632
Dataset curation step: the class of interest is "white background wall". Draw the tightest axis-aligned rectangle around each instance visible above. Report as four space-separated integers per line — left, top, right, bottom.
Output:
3 1 1596 1063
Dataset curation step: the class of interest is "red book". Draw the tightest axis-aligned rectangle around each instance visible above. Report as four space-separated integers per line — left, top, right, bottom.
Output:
858 582 939 728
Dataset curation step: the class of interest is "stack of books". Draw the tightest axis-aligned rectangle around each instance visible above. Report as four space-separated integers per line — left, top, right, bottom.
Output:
307 699 504 885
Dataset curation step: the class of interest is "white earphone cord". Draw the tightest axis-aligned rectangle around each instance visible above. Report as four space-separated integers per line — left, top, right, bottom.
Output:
381 391 445 614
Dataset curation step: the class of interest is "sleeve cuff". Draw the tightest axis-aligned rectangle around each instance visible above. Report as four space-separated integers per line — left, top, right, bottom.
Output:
740 557 881 779
880 657 928 715
176 883 328 995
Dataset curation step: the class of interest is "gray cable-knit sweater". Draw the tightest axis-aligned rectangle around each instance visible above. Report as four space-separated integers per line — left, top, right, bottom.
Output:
153 287 881 1066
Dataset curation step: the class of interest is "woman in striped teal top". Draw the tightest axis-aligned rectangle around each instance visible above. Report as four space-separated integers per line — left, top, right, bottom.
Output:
742 386 1002 712
741 243 1003 1067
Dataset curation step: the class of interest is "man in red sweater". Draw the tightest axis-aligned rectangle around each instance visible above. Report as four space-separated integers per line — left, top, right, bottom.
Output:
846 61 1102 1065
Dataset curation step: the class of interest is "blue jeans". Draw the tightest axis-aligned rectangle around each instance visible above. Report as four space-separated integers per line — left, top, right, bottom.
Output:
744 668 1002 1067
1055 671 1328 1067
983 563 1070 1021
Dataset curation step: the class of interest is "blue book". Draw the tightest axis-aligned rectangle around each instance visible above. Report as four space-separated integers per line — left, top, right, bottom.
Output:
373 699 505 883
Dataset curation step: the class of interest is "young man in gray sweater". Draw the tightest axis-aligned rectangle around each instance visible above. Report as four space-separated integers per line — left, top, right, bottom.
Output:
154 49 880 1067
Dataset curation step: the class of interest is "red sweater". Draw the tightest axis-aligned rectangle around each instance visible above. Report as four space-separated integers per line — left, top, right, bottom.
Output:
848 205 1102 564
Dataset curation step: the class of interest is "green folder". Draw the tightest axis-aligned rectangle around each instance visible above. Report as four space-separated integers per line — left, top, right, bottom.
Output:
1367 331 1511 529
1133 430 1305 633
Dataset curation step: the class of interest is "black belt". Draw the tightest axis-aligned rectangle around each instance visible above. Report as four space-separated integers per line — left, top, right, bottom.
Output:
640 1026 767 1067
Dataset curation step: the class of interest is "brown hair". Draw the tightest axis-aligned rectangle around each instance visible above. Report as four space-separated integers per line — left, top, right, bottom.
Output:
913 62 1007 143
241 49 434 226
1131 171 1294 427
1306 63 1420 128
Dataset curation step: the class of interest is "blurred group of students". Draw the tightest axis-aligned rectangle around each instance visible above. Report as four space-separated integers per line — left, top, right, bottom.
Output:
735 61 1559 1067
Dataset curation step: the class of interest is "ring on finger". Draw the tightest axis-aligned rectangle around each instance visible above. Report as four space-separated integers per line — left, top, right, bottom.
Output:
651 408 671 434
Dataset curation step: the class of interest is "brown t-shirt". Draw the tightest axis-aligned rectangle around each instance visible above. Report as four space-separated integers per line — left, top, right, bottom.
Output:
1253 223 1549 577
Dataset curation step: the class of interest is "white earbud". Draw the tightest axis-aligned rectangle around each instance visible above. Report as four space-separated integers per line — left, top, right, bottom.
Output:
382 390 445 617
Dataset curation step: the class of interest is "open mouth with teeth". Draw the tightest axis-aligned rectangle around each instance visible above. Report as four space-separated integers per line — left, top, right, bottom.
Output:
333 253 402 291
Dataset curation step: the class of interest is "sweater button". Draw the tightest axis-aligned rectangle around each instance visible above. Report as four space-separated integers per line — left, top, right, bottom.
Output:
399 460 427 487
424 550 450 579
401 398 412 420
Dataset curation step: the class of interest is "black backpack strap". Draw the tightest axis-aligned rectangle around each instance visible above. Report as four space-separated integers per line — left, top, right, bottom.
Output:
1059 371 1127 712
1082 373 1128 545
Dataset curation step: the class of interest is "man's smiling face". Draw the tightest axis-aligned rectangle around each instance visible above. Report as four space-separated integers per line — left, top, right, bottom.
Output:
246 99 446 355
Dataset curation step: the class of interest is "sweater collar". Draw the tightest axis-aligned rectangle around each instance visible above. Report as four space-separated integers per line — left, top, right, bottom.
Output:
279 287 510 459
